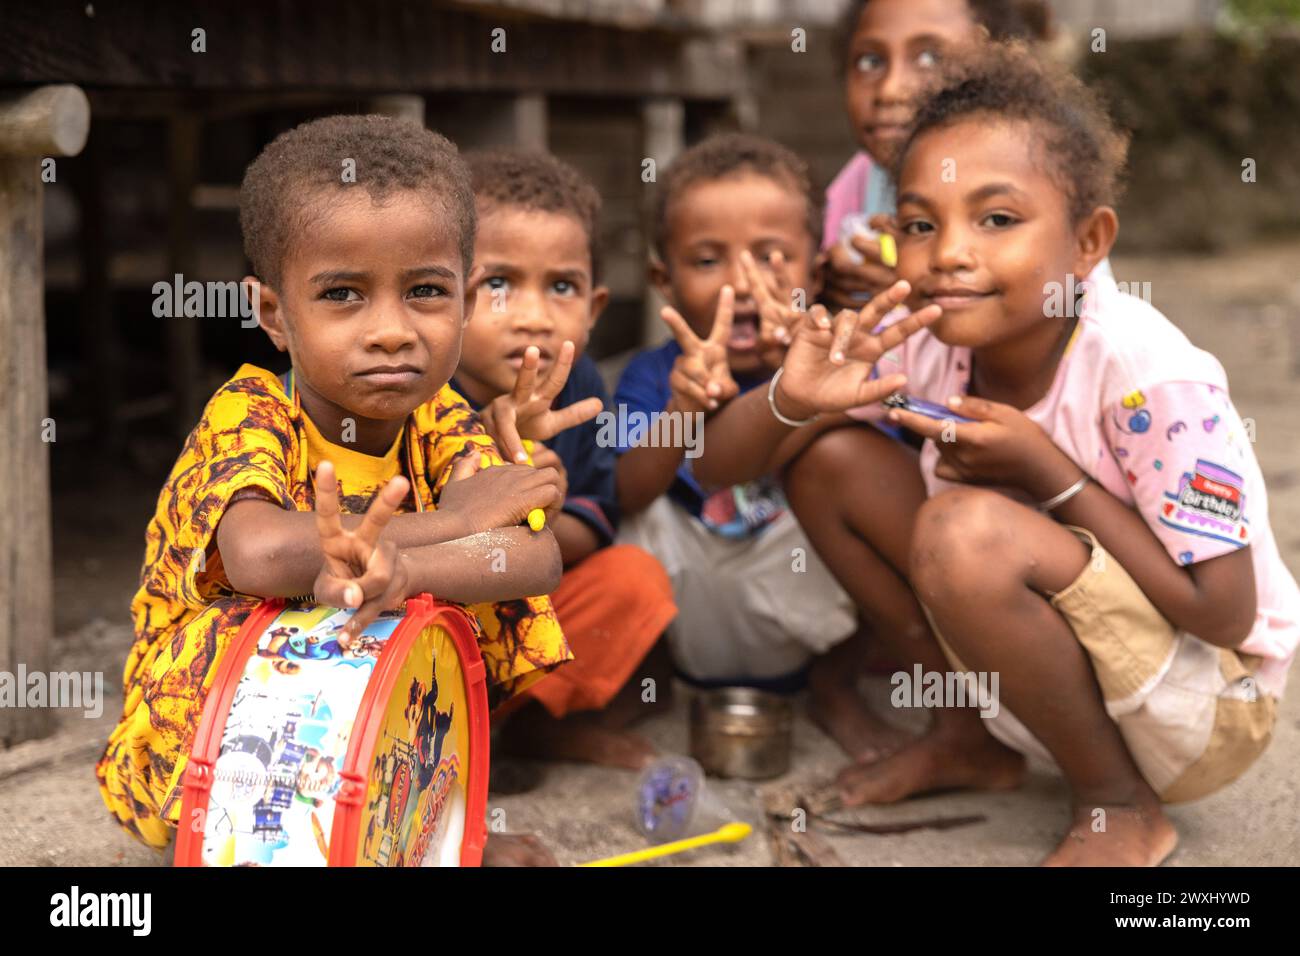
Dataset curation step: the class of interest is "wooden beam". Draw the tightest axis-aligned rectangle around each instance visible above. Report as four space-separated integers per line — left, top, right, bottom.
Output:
0 86 88 746
0 84 89 157
0 0 744 100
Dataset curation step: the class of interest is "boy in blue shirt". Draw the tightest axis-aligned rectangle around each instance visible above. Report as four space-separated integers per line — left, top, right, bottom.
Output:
616 134 909 761
453 150 677 770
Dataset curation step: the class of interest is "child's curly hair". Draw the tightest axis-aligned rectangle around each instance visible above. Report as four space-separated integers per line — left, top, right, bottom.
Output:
466 149 603 281
653 132 820 260
240 114 476 289
893 42 1129 223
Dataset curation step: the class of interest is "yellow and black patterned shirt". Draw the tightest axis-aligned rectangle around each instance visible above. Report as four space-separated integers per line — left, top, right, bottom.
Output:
96 363 570 847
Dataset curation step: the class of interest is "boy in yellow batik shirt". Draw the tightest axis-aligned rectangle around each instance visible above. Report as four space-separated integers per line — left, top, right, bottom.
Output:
96 115 569 857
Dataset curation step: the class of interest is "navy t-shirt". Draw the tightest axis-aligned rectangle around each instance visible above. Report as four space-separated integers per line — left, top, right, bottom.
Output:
451 353 618 547
612 340 786 538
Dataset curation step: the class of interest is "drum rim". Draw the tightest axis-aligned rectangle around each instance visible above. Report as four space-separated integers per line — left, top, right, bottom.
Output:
174 597 287 867
175 594 490 868
331 594 489 867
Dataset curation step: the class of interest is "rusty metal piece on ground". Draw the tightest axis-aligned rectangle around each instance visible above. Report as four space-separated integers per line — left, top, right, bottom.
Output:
757 779 987 859
759 779 841 818
758 782 799 817
814 813 987 836
765 816 847 867
801 782 844 817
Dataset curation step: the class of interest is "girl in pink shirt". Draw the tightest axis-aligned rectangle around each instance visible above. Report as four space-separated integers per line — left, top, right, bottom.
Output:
696 44 1297 866
822 0 1050 310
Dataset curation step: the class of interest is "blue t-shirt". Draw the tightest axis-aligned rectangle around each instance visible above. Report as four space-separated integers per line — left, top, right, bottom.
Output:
451 353 618 547
613 340 786 538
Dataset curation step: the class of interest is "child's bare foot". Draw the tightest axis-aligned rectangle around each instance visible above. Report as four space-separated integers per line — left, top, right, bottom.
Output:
500 714 658 771
1042 802 1177 867
835 723 1025 806
808 684 913 763
482 832 557 867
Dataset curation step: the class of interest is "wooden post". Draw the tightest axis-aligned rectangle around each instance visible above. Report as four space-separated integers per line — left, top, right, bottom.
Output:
0 85 90 746
511 94 548 151
167 112 202 439
641 97 684 348
74 122 124 457
369 94 426 126
461 93 549 150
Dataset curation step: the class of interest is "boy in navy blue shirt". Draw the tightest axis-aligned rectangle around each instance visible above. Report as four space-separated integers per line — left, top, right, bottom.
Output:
453 150 676 770
616 134 911 763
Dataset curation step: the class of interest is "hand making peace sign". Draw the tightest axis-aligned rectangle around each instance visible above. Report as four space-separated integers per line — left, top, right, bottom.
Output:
738 249 802 367
661 285 740 413
311 460 411 637
775 279 943 416
479 339 604 464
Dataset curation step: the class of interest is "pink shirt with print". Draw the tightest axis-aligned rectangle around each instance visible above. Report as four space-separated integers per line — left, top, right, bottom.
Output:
823 152 877 250
849 274 1300 698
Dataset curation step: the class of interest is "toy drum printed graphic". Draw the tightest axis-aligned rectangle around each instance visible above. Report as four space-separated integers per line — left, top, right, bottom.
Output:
174 594 489 867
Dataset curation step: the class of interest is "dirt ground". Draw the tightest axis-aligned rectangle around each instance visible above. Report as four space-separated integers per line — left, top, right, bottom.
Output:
3 240 1299 867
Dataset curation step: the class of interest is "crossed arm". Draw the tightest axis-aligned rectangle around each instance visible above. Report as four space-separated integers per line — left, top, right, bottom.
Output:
217 498 469 596
217 458 562 634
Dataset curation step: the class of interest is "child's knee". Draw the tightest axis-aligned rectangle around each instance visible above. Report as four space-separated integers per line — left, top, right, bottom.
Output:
910 488 1018 596
785 427 859 504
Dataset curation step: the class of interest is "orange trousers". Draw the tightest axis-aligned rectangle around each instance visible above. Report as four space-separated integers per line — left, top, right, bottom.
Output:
523 543 676 718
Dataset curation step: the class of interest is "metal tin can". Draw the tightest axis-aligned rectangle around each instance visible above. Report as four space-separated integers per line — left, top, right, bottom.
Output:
690 687 793 780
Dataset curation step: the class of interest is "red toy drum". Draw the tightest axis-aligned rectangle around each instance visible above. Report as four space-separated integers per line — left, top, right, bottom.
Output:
174 594 489 866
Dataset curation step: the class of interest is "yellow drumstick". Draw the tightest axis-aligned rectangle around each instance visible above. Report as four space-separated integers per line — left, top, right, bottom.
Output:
578 822 752 867
480 452 547 532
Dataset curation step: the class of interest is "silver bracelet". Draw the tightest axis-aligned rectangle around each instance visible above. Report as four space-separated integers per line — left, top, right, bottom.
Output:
1039 474 1090 512
767 367 818 427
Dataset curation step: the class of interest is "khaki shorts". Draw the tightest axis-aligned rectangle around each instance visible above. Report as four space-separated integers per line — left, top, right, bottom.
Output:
924 526 1276 803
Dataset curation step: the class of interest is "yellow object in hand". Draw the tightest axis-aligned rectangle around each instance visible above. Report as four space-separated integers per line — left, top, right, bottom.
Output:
879 233 898 268
578 822 752 867
480 448 544 530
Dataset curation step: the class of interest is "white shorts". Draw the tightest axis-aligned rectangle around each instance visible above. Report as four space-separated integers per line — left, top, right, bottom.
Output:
617 496 857 682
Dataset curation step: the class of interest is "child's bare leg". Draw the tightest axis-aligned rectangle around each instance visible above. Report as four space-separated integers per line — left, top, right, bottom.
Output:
787 426 1014 775
497 700 658 770
597 640 675 731
909 487 1177 866
496 643 673 771
788 427 922 760
806 626 912 761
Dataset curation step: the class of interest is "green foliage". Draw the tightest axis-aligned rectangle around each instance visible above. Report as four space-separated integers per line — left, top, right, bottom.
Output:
1226 0 1300 26
1079 33 1300 252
